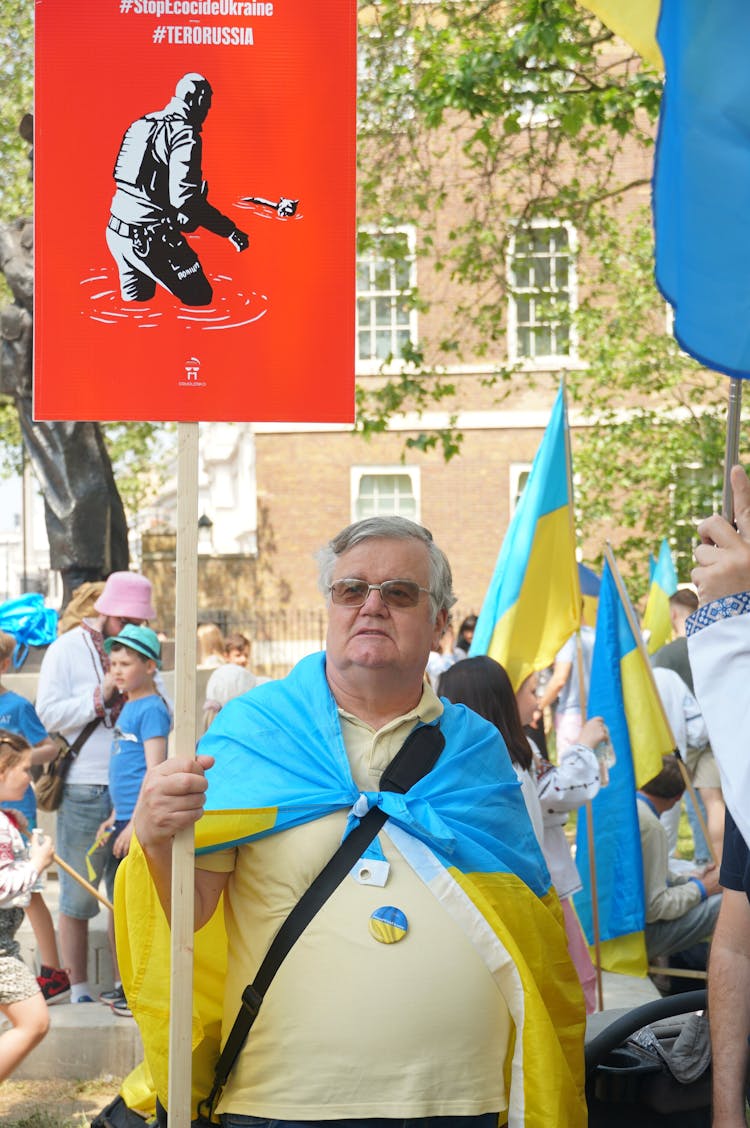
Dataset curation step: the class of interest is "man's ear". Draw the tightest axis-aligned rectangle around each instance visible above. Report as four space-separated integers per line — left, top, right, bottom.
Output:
431 609 448 648
0 656 11 676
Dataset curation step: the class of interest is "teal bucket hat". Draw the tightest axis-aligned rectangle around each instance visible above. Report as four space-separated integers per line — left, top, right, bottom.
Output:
104 623 162 668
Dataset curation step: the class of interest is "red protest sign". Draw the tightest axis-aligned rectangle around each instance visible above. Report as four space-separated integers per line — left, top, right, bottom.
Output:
34 0 356 424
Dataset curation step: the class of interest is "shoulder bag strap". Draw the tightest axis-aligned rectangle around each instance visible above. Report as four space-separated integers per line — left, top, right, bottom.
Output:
199 722 445 1121
68 716 104 758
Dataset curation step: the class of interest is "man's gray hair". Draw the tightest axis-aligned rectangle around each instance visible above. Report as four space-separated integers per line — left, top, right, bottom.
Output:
316 516 457 619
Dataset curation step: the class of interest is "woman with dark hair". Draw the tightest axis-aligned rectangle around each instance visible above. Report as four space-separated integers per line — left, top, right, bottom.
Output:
438 655 608 1014
438 656 543 846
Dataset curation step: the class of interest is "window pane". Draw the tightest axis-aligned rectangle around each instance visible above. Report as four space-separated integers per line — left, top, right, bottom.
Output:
532 256 551 288
357 332 371 360
534 326 551 355
515 297 531 323
510 224 572 358
394 261 411 288
375 330 392 359
375 297 392 325
396 329 411 354
517 326 532 356
373 265 392 291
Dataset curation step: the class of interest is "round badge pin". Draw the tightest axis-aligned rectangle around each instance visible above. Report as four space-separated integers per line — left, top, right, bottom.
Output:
369 905 409 944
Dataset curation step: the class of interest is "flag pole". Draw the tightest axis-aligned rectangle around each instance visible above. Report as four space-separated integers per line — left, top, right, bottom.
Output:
562 379 604 1011
575 636 604 1015
168 421 200 1128
603 542 717 867
722 377 743 521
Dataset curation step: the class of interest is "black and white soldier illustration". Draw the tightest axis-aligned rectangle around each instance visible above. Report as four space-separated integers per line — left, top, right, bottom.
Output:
106 73 250 307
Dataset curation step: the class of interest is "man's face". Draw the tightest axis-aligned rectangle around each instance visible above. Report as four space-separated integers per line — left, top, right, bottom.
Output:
102 615 146 639
325 537 447 686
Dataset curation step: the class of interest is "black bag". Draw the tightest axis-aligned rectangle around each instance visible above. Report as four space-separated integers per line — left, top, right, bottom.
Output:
586 989 711 1127
36 718 102 812
90 1094 152 1128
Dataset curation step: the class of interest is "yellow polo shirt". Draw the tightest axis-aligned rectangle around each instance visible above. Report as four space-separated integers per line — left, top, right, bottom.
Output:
199 683 512 1119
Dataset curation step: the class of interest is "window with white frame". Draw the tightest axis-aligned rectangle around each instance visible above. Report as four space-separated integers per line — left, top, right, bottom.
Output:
509 462 532 514
357 229 417 368
351 466 420 523
508 223 576 363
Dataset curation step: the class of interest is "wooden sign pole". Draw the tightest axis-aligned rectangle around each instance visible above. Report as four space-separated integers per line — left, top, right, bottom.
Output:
168 421 200 1128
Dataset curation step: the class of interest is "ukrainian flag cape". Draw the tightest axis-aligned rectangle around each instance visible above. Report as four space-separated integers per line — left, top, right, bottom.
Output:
116 653 585 1127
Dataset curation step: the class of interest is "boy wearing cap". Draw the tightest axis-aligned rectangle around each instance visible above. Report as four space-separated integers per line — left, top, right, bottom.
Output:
97 625 171 1015
36 570 161 1003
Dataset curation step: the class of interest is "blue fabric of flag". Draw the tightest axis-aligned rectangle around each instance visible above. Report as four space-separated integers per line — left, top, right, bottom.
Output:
578 563 600 598
654 2 750 378
574 562 646 948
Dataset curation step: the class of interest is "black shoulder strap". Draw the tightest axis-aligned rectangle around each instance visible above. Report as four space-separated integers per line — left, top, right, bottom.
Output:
199 722 445 1121
68 717 103 758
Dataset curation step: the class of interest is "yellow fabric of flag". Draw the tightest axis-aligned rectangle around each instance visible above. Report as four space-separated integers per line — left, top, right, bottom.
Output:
579 0 663 69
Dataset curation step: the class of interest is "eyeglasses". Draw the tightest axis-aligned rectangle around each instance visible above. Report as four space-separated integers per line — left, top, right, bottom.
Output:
329 578 432 609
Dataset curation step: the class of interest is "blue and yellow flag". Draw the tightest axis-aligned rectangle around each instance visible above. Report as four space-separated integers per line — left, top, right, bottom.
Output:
469 385 581 690
574 556 673 977
654 4 750 379
578 562 600 628
642 538 678 654
583 2 750 379
116 653 586 1126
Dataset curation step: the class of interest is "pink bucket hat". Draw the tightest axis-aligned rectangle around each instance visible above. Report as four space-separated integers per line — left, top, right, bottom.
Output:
93 571 156 622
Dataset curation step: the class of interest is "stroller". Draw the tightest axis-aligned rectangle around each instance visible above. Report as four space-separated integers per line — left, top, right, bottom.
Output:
585 989 710 1126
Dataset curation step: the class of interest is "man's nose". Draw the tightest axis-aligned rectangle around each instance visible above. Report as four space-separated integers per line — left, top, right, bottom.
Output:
359 585 388 613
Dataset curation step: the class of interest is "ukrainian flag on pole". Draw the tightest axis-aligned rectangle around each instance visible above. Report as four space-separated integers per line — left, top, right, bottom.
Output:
642 538 678 654
469 384 581 691
578 562 600 629
574 550 674 976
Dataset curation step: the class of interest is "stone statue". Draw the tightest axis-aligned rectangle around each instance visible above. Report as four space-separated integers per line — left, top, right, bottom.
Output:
0 116 129 605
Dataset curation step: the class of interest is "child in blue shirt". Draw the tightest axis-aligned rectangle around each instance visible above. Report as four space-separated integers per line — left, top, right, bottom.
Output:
99 625 171 861
97 625 171 1015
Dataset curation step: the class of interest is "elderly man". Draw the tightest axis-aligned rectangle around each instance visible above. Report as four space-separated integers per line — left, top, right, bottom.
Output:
122 517 585 1126
36 571 157 1004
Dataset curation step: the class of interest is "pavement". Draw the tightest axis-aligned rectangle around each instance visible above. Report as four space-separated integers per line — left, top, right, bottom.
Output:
3 861 664 1083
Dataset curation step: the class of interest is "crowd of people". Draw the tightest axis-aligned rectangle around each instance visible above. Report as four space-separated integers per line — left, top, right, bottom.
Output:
0 471 747 1122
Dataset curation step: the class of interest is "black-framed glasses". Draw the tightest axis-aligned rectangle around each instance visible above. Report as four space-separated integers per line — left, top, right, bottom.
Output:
329 578 432 609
